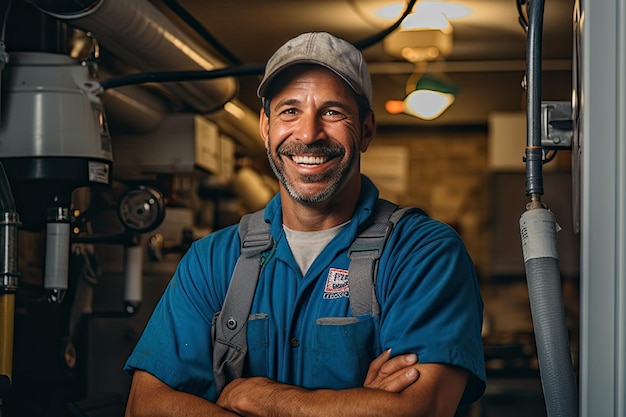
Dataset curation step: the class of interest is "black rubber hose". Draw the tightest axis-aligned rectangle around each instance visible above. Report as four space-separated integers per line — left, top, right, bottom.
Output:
525 0 544 197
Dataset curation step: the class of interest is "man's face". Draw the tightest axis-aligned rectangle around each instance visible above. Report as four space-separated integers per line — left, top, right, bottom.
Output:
260 65 374 205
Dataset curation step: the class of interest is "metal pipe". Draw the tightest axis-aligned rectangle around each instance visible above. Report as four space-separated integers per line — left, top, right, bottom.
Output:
0 164 19 399
525 0 545 199
0 293 15 397
123 244 143 315
44 206 70 304
521 1 578 416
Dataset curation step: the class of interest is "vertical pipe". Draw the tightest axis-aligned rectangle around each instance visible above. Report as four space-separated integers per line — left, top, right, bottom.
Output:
44 206 70 304
0 163 19 400
525 0 545 199
521 0 578 416
0 294 15 395
123 244 143 315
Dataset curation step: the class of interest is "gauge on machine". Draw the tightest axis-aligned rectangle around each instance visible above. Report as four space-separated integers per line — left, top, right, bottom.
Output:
117 185 166 233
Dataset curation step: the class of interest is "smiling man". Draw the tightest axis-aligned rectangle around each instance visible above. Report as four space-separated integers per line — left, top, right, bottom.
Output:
124 32 486 417
262 63 373 228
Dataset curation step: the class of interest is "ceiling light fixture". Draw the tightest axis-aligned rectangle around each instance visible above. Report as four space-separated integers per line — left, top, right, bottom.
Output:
380 1 471 63
386 72 458 120
379 1 465 120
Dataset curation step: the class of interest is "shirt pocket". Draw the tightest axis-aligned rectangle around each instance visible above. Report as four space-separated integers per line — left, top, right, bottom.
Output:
310 315 380 389
244 313 269 377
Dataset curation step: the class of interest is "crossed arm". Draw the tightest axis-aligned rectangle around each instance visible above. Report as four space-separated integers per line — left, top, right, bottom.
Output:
125 350 469 417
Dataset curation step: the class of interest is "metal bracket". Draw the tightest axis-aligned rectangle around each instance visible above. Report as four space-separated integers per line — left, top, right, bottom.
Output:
541 101 573 149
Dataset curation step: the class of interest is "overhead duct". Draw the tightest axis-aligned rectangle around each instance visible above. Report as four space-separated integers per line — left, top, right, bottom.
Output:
99 67 171 134
102 85 169 134
30 0 238 114
205 98 266 158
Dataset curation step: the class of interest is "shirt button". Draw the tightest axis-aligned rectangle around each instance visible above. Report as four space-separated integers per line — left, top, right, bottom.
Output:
290 337 300 348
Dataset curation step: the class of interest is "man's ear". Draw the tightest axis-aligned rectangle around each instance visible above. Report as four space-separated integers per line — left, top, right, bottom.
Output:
360 110 376 153
259 107 270 148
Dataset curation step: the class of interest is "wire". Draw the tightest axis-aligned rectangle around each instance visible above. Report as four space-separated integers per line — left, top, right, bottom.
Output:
543 149 558 164
99 63 264 90
516 0 529 33
353 0 417 50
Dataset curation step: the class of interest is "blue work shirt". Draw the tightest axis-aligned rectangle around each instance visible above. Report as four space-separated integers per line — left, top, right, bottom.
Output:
125 175 486 405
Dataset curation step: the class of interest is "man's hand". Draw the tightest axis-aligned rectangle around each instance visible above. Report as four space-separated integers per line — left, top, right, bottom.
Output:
214 350 471 417
216 349 421 415
363 349 420 392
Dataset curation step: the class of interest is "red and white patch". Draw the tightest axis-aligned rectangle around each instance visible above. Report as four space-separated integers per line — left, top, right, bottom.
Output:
323 268 349 299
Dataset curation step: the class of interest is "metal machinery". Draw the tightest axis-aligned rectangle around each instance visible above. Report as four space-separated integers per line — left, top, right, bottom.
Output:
0 29 114 413
0 0 253 412
0 1 178 414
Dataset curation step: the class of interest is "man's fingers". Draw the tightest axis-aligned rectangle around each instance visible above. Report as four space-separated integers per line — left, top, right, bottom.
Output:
364 352 420 391
376 366 420 392
364 349 392 386
379 353 418 378
365 365 421 392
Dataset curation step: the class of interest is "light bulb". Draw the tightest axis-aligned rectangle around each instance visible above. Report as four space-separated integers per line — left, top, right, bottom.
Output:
404 90 455 120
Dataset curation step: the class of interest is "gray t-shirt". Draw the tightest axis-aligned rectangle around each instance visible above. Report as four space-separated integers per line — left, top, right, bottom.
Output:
283 221 350 275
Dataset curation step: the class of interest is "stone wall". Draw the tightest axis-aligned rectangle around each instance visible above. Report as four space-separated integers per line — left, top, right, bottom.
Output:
364 127 491 275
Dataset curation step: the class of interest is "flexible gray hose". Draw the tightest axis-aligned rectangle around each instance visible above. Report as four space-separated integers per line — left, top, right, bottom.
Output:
521 208 578 417
526 257 578 417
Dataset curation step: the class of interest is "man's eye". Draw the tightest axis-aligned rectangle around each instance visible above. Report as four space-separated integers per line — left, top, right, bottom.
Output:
323 109 346 118
281 108 298 115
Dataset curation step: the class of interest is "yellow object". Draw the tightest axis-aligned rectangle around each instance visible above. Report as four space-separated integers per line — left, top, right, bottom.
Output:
0 293 15 382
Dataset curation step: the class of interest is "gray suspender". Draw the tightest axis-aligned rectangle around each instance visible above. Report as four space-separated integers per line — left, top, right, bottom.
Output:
211 199 419 393
211 211 273 393
348 199 411 316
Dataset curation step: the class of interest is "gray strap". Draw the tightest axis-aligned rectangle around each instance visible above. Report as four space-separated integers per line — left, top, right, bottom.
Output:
348 200 413 316
212 209 272 393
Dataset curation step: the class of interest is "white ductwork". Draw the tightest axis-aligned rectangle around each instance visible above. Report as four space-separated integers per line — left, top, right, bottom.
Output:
205 99 266 157
99 64 170 134
32 0 238 114
101 82 170 134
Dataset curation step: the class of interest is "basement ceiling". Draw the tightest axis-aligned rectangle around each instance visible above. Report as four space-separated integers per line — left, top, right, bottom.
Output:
159 0 575 127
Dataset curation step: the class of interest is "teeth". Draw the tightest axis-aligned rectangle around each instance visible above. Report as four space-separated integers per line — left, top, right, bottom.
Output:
292 155 326 165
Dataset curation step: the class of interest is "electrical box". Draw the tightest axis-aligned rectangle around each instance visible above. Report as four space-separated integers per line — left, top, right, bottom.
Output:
112 114 221 176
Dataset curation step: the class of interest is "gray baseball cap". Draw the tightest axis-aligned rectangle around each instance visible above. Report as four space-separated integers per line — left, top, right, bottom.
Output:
256 32 372 108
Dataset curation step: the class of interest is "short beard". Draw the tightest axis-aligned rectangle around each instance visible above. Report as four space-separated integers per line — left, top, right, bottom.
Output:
266 138 353 204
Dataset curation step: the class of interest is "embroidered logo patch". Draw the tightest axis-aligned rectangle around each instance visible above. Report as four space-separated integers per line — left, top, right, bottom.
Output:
323 268 349 299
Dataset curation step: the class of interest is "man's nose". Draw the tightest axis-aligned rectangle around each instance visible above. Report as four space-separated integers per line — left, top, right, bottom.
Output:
294 112 325 144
